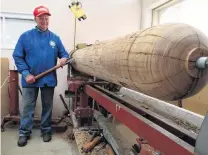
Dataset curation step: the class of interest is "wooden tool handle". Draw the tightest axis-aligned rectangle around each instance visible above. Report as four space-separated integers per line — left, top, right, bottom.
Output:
88 131 97 142
34 64 62 80
106 144 115 155
82 136 102 152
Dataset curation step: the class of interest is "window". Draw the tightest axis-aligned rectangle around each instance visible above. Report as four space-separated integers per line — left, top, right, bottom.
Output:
152 0 208 37
0 12 35 49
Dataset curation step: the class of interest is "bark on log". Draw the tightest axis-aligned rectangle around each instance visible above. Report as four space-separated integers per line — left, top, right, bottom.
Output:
71 23 208 101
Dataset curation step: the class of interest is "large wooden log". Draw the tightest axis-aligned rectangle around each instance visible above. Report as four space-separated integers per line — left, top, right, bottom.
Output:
71 23 208 101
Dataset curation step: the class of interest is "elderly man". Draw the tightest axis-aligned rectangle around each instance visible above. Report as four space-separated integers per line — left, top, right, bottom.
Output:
13 6 69 147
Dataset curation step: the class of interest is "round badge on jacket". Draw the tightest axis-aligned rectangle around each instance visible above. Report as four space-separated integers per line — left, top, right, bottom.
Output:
49 41 56 48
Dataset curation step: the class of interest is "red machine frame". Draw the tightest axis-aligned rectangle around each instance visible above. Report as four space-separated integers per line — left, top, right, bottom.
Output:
68 79 194 155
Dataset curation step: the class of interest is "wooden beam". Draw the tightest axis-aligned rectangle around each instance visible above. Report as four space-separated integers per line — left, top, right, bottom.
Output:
71 23 208 101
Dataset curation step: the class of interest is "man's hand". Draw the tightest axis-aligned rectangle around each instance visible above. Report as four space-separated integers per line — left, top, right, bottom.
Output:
59 58 68 66
25 74 36 84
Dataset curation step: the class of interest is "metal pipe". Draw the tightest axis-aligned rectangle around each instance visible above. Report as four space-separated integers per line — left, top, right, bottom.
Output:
70 111 80 128
196 57 208 69
59 94 70 114
80 92 88 107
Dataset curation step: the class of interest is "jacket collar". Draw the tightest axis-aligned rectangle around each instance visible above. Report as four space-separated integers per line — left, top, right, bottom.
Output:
35 26 49 32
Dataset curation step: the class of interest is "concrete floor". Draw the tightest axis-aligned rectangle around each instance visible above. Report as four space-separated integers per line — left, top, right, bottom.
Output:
1 119 138 155
1 125 79 155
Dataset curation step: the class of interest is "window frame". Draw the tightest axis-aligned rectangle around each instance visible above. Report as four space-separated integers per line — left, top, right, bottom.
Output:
0 12 35 50
150 0 185 26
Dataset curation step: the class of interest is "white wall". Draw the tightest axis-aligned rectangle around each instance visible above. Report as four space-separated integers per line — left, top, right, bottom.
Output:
76 0 141 43
1 0 141 117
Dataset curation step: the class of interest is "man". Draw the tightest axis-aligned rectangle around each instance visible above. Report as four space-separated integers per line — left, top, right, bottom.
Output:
13 6 69 147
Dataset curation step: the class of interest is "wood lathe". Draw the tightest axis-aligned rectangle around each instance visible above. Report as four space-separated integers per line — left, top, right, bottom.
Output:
71 23 208 101
67 23 208 155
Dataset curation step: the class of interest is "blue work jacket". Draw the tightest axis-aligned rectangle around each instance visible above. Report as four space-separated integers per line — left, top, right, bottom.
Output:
13 27 69 87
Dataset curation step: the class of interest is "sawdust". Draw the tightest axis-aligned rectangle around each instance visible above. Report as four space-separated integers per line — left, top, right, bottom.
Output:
74 129 109 155
56 117 74 142
142 102 200 134
156 109 199 133
149 106 200 133
171 117 200 133
60 126 74 143
57 116 110 155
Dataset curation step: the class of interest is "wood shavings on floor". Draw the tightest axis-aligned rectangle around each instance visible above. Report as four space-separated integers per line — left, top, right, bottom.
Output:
73 129 108 155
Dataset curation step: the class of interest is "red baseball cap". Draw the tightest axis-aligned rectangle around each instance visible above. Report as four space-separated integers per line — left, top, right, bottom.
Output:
33 6 51 17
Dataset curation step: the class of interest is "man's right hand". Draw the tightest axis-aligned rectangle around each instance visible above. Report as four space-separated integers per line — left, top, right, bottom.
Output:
25 74 36 84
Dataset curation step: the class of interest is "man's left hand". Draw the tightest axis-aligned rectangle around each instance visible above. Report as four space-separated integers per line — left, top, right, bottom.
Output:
59 58 68 66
